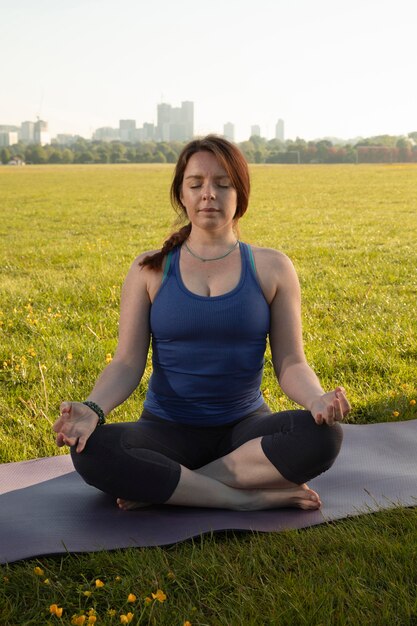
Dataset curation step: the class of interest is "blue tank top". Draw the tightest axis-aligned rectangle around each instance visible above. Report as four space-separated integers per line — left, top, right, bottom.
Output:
143 242 270 425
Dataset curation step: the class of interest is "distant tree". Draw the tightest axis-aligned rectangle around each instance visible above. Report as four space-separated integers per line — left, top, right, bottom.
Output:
48 150 63 163
238 140 256 162
74 150 94 164
1 148 11 164
61 148 74 164
152 151 167 163
408 131 417 142
109 142 126 163
25 145 47 164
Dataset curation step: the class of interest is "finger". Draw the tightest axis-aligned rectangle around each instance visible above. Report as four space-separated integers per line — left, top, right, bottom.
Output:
55 433 65 447
60 401 72 416
326 408 334 426
333 397 344 421
76 435 87 453
314 412 324 425
62 435 78 447
336 391 351 416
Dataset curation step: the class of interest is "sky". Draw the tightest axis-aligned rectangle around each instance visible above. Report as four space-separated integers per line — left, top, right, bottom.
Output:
1 0 416 142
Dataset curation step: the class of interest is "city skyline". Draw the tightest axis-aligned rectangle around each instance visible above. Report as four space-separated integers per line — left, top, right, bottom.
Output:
1 0 416 142
2 101 289 147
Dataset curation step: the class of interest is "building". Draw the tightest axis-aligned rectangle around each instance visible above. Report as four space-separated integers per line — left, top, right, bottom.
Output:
250 125 261 138
275 119 285 142
119 120 136 142
92 127 119 142
0 131 18 147
54 134 79 146
156 101 194 142
34 120 50 145
20 121 35 144
223 122 235 142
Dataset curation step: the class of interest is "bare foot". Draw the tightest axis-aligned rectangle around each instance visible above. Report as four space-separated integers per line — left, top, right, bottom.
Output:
250 483 322 511
116 498 150 511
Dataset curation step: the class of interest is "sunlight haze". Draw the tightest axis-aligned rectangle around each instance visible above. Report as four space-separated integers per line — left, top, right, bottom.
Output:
1 0 416 141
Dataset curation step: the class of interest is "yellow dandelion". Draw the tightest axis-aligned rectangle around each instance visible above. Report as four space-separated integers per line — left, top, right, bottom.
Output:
95 579 105 588
88 616 97 624
67 353 73 360
83 591 92 597
34 566 44 576
152 589 167 603
107 609 116 617
183 622 192 626
50 604 63 617
392 411 400 417
144 597 152 605
127 593 137 603
71 616 86 626
88 609 96 616
410 399 416 406
105 353 113 364
43 578 50 585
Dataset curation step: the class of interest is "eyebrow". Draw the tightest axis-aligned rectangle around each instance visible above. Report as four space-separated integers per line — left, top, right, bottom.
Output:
184 174 230 180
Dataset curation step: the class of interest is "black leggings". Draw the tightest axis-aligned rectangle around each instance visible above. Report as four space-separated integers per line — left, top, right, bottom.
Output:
71 406 343 504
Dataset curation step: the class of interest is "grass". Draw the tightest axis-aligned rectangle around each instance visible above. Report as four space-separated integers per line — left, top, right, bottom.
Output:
0 163 416 625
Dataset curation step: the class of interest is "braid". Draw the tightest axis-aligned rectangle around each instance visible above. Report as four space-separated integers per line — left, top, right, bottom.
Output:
139 223 191 270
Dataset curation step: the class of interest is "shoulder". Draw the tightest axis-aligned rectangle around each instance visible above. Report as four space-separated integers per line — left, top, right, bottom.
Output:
126 249 175 302
248 245 300 303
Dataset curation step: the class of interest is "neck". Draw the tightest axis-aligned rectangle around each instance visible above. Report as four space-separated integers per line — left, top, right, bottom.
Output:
184 238 239 263
186 225 238 249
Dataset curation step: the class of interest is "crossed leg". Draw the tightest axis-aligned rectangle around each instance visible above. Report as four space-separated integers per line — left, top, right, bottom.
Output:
117 437 322 511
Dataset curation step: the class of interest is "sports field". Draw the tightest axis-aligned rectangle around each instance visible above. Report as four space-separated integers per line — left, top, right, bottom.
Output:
1 164 416 624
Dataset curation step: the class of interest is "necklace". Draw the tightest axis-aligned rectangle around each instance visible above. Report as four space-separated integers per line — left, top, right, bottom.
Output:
184 240 239 262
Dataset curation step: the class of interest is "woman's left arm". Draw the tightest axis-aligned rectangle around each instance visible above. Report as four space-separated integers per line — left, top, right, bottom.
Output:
256 249 350 425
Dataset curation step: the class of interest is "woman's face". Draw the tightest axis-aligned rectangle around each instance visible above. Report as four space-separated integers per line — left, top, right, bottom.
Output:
180 151 238 233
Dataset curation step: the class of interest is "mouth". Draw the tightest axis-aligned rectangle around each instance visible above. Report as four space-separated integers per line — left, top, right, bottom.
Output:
198 207 219 212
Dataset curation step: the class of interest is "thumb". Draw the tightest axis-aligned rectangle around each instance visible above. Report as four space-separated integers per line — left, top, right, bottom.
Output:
60 401 72 415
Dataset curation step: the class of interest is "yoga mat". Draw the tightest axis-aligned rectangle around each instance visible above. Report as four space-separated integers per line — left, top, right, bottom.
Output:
1 419 416 564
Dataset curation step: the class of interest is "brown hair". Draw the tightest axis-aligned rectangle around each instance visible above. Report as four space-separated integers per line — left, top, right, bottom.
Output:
140 135 250 270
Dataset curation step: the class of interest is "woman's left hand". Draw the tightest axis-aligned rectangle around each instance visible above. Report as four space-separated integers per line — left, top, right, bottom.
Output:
310 386 351 426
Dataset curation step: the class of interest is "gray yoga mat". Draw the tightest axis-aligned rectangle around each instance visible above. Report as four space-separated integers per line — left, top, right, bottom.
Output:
1 419 416 564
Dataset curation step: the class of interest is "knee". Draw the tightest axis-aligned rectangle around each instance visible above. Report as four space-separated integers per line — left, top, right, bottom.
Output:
305 420 343 479
319 421 344 462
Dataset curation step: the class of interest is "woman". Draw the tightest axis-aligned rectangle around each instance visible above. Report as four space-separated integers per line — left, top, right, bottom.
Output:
53 135 349 512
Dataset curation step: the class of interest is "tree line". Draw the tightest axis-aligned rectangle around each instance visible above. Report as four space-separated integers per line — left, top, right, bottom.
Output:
1 133 417 165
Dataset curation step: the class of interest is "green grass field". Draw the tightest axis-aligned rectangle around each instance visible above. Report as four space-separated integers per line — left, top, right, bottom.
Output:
1 164 416 625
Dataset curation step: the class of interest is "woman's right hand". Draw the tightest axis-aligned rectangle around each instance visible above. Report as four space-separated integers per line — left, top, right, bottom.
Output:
53 401 100 453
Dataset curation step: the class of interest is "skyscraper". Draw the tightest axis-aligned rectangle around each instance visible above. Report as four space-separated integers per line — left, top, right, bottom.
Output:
34 120 50 145
156 101 194 142
275 119 285 142
251 125 261 138
223 122 235 142
20 121 35 144
119 120 136 142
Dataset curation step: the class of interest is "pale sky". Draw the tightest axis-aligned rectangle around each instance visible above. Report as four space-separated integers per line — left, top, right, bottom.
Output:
1 0 416 142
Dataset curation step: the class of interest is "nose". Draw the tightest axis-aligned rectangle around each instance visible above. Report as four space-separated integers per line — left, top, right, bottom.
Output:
202 185 215 200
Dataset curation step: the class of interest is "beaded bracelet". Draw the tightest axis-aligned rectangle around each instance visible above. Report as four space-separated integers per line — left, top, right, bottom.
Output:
82 401 106 425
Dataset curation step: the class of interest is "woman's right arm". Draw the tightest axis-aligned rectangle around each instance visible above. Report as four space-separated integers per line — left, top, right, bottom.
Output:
53 254 154 452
